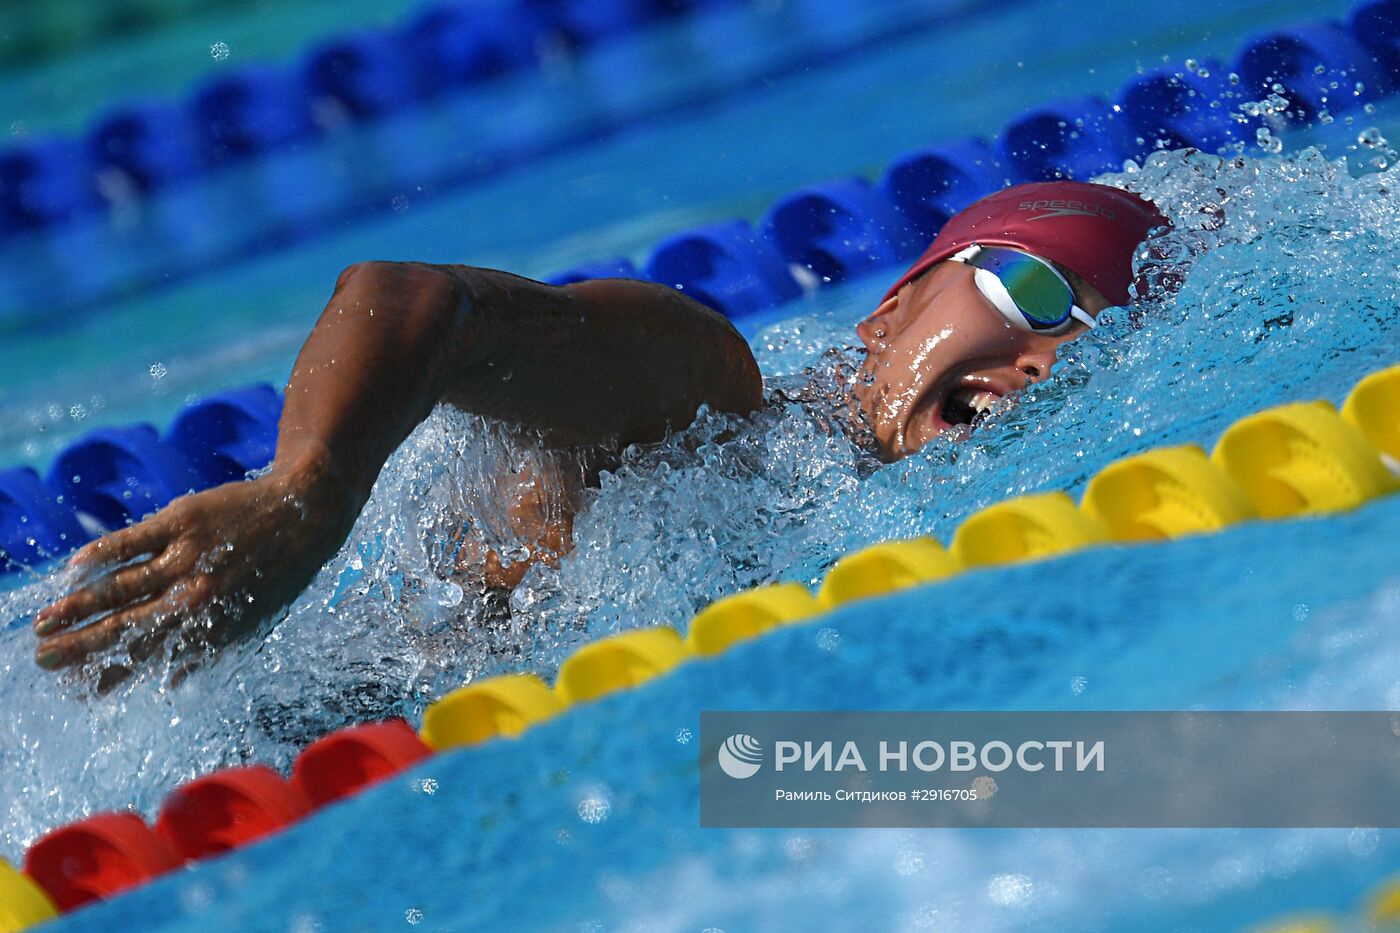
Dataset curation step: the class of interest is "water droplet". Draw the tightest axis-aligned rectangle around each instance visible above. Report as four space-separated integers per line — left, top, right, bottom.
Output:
149 362 167 380
987 873 1034 907
674 727 692 744
578 796 611 824
1358 126 1387 148
1070 675 1088 695
436 581 463 607
209 41 230 61
1348 827 1379 856
405 908 424 925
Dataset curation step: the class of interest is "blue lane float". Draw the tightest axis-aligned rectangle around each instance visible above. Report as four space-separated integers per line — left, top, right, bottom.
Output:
0 0 749 238
644 219 801 319
1352 0 1400 87
0 138 101 236
998 95 1137 182
1232 20 1385 122
165 384 283 489
876 138 1003 246
400 3 544 93
3 0 1396 248
46 426 200 532
761 178 918 285
87 103 206 193
0 468 92 573
189 66 317 164
301 31 422 122
1117 61 1255 155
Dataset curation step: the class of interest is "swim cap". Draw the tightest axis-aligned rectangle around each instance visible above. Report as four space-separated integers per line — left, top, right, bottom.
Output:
882 181 1168 306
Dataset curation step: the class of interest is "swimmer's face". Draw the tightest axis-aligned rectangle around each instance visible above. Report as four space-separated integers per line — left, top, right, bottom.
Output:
851 258 1113 460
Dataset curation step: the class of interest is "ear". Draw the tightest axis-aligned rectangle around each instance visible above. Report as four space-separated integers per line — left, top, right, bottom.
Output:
855 293 901 348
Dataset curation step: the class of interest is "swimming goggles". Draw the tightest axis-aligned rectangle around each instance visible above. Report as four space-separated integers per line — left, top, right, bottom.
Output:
948 244 1097 335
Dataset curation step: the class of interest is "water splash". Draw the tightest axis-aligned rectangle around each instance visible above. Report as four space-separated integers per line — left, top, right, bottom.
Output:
5 145 1400 872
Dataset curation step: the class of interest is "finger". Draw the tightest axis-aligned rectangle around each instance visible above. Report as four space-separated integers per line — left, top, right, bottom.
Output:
67 520 169 571
35 586 188 670
35 552 181 636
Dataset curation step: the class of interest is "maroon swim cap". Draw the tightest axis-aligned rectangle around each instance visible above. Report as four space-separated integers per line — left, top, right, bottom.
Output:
882 181 1168 306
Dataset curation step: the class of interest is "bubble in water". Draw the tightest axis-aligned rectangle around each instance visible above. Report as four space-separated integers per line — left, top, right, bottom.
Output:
417 777 438 795
987 873 1034 907
1291 603 1309 622
404 909 423 925
179 881 214 912
209 41 230 61
1070 675 1088 695
894 841 926 876
288 914 322 933
674 727 692 744
816 627 840 651
785 835 814 862
577 796 611 824
1358 127 1388 148
1348 827 1379 856
436 581 464 607
149 362 167 380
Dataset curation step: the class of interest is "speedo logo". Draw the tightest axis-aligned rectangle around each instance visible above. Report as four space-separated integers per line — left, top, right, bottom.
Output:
1020 199 1117 221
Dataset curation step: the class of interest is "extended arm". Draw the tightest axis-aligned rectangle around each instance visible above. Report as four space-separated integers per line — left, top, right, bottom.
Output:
33 261 762 671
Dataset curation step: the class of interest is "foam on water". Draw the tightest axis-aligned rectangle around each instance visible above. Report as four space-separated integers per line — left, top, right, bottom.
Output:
4 145 1400 928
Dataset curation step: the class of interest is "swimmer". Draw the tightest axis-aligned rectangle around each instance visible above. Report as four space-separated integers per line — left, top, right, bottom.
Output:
31 179 1166 673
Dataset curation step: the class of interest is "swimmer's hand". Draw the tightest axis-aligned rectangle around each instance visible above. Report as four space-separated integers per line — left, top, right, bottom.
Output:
32 448 354 674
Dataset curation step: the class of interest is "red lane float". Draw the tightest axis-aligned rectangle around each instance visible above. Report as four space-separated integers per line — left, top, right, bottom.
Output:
23 812 183 911
155 765 312 861
291 719 433 806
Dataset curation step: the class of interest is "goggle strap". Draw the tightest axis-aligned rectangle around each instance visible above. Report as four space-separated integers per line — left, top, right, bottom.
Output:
1070 305 1097 330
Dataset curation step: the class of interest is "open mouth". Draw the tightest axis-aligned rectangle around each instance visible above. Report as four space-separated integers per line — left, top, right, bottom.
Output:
939 385 1002 428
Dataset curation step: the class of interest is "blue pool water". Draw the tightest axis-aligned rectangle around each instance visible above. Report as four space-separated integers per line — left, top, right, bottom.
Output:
3 0 1400 929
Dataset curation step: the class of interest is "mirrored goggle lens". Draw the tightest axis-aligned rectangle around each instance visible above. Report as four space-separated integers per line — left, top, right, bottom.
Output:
971 249 1073 328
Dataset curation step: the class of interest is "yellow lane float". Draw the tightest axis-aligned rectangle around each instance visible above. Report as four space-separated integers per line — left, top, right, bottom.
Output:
817 537 960 607
421 673 566 751
685 582 823 655
554 627 690 704
1082 444 1258 540
1212 401 1397 518
951 491 1110 568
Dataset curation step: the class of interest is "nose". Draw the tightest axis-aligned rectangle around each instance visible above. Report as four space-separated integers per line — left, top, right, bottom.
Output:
1014 344 1060 383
